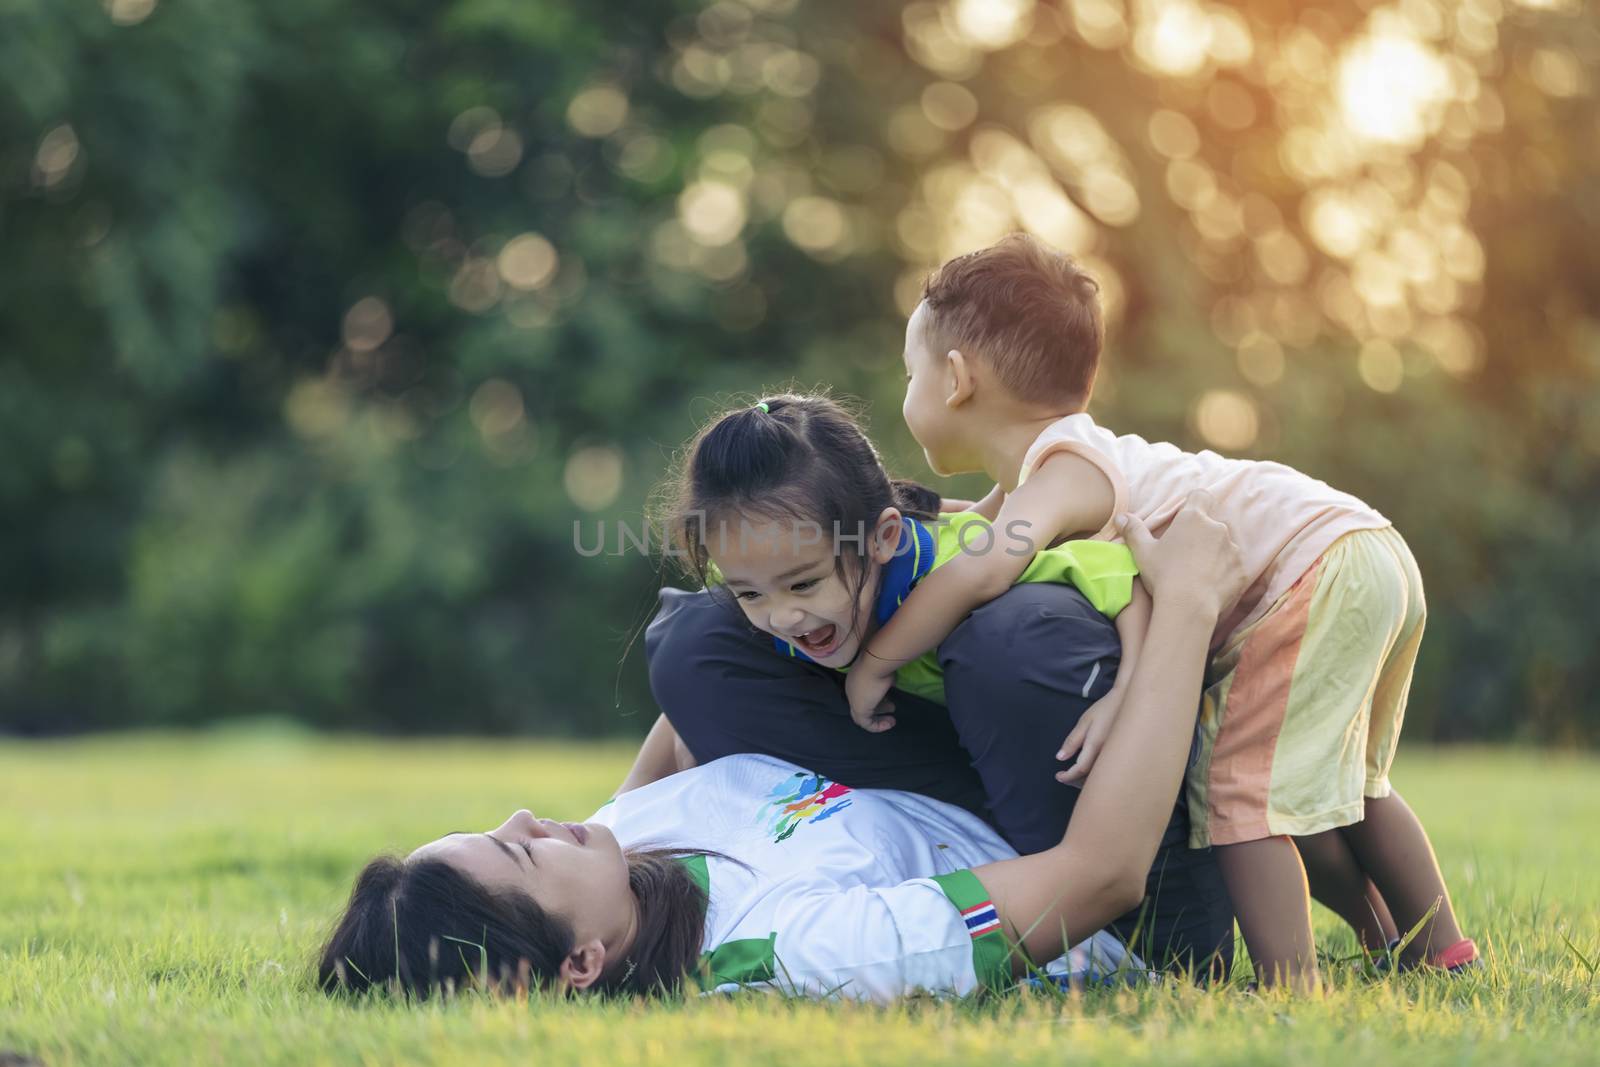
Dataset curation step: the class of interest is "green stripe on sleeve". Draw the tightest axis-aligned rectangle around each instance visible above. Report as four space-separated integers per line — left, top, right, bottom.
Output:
676 853 710 896
930 869 1013 994
698 934 777 988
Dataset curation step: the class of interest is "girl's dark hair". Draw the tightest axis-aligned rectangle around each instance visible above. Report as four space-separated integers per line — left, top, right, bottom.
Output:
317 849 707 1000
654 391 940 646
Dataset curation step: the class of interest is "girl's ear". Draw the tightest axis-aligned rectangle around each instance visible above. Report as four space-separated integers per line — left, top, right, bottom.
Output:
945 348 976 407
871 506 904 565
557 938 608 992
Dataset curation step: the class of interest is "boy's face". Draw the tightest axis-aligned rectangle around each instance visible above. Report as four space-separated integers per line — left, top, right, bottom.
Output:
902 301 965 476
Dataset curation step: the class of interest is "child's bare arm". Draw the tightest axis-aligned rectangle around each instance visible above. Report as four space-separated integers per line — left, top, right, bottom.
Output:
843 454 1116 730
936 484 1002 517
1057 578 1151 785
843 550 1018 732
1111 578 1151 696
871 452 1114 666
968 483 1005 521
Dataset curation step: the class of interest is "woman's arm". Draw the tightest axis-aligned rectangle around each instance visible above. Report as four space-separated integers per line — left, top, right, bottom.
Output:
615 714 696 795
971 494 1247 970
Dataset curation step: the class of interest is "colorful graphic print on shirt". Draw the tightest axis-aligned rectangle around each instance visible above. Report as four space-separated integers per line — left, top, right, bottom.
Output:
758 771 854 843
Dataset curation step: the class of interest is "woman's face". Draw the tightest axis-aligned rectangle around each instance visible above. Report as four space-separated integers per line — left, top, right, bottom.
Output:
709 510 903 668
409 809 634 955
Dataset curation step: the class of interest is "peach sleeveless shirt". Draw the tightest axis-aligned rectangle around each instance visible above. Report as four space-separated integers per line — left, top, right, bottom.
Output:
1018 413 1391 649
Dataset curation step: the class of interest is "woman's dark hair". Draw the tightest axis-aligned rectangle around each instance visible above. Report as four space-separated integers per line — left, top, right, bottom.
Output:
317 849 707 999
653 391 941 646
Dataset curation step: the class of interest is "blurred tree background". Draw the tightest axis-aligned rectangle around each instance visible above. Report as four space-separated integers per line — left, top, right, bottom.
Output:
1 0 1595 742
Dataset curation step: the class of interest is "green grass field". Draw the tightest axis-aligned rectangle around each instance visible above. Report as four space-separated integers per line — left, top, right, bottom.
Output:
3 734 1598 1066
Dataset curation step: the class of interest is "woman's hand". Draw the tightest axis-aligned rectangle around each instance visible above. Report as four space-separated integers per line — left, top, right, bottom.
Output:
1117 491 1248 620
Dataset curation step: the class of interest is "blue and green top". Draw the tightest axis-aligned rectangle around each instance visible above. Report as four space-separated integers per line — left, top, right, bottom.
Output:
715 511 1138 705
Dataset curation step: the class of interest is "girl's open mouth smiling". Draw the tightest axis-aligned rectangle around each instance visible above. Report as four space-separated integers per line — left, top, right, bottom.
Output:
795 623 840 657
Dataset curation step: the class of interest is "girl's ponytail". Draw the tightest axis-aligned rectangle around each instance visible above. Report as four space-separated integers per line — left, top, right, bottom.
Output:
890 478 940 522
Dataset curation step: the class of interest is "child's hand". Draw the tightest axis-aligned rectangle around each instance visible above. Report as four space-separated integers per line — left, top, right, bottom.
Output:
1055 688 1124 786
845 660 897 733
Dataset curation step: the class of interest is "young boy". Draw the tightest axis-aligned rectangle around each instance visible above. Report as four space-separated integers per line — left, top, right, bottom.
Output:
844 233 1476 990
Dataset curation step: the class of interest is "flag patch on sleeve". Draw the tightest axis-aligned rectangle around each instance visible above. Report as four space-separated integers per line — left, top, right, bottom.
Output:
960 901 1001 939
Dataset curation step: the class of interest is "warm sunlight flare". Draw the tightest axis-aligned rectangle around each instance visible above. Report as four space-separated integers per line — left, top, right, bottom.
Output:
1337 31 1452 146
950 0 1035 50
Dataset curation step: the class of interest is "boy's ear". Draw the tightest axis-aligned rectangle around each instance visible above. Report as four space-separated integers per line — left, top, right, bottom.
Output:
945 348 976 407
557 938 608 991
871 506 904 565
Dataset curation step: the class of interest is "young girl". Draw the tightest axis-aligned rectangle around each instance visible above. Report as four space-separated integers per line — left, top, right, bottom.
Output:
660 391 1144 714
844 233 1476 990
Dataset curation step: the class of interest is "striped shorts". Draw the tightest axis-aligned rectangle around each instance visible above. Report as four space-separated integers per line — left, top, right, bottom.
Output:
1185 525 1426 849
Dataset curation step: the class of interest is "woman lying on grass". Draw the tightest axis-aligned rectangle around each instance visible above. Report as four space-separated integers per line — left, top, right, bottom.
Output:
319 495 1249 1001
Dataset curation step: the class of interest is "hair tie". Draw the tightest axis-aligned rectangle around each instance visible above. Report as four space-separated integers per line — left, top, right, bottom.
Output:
755 401 769 414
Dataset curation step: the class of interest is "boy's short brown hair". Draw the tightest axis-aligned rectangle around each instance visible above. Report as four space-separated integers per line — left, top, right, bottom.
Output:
920 233 1103 406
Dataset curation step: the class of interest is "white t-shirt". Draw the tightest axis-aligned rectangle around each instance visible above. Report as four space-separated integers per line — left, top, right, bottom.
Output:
592 753 1135 1001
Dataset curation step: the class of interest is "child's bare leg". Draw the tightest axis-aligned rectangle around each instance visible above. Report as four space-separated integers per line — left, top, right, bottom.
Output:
1215 836 1320 992
1294 830 1399 951
1338 791 1465 965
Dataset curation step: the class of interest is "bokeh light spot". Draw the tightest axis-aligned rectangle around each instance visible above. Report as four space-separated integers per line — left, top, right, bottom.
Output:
1135 0 1212 77
1068 0 1128 50
497 233 560 291
1337 31 1451 146
1236 332 1285 386
567 85 630 138
921 82 980 131
469 379 525 438
951 0 1035 50
447 107 501 151
1357 340 1405 393
467 127 523 178
342 297 393 353
782 196 850 256
285 379 349 440
1148 110 1200 159
565 445 625 512
32 125 81 189
679 181 748 246
104 0 156 26
1193 389 1259 451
